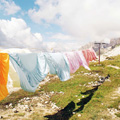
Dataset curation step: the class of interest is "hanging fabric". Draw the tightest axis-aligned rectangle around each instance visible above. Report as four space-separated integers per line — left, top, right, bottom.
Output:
82 48 97 65
0 53 9 101
9 53 49 92
64 52 80 73
44 53 70 81
75 51 90 70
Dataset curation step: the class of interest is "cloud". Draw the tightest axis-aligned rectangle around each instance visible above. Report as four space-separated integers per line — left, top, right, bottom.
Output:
28 0 120 44
51 33 75 41
45 41 81 52
0 0 21 15
0 17 46 51
28 0 59 24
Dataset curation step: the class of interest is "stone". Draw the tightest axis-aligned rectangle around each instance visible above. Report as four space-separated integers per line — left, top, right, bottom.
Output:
14 110 19 113
75 95 78 97
0 116 3 119
118 105 120 109
26 97 30 101
78 114 81 117
73 112 75 114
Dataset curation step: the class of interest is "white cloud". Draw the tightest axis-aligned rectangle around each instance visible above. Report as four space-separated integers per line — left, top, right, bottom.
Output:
45 41 81 52
28 0 120 44
0 0 21 15
28 0 59 23
0 17 45 51
51 33 74 41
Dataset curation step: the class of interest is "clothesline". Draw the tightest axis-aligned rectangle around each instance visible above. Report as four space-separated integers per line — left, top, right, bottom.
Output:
0 48 97 101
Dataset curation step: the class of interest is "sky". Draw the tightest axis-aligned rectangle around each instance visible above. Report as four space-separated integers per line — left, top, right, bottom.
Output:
0 0 120 52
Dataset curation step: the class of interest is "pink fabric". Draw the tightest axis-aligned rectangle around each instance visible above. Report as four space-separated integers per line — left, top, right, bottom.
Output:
82 50 89 65
82 48 97 65
75 51 90 70
65 51 91 73
89 48 97 60
65 52 79 73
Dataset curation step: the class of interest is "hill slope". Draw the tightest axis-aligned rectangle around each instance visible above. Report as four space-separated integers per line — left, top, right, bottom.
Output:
0 48 120 120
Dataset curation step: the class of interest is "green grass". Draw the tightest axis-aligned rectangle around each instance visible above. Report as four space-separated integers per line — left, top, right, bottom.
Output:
0 89 40 109
109 96 120 109
13 113 25 116
115 113 120 117
1 55 120 120
42 55 120 120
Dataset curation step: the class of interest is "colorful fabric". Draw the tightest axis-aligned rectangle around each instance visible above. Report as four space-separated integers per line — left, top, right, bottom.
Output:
9 61 20 87
89 48 97 60
75 51 90 70
65 52 80 73
9 53 49 92
44 53 70 81
82 48 97 65
82 50 89 65
0 53 9 101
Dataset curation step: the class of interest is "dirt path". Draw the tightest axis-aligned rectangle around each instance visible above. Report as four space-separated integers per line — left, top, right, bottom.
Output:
107 65 120 70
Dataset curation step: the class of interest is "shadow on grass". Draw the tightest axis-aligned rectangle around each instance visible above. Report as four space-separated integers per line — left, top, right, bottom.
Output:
44 86 99 120
74 86 98 112
45 101 75 120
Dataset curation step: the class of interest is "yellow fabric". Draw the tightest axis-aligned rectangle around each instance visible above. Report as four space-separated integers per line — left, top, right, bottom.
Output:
0 53 9 101
9 63 20 87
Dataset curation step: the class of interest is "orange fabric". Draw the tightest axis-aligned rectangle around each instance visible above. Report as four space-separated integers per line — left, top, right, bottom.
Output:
0 53 9 101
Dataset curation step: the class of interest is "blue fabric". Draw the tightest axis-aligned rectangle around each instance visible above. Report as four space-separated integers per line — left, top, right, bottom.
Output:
44 53 70 81
9 53 48 92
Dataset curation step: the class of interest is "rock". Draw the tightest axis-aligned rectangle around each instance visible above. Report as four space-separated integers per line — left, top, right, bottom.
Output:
14 110 19 113
50 91 54 94
59 91 64 94
6 105 9 108
25 107 32 112
9 103 12 106
118 105 120 109
96 73 99 76
105 79 111 82
28 109 32 112
73 112 75 114
26 97 30 101
0 116 3 119
13 108 19 113
75 95 78 97
45 101 48 104
78 114 81 117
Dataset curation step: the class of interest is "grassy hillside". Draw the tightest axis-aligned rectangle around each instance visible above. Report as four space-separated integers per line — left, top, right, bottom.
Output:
42 55 120 120
0 55 120 120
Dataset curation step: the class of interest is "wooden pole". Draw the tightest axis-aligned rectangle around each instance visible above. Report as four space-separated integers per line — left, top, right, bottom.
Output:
94 42 106 64
99 43 100 64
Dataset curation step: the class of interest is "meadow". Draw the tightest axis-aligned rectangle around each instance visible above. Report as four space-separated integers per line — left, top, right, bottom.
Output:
0 55 120 120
